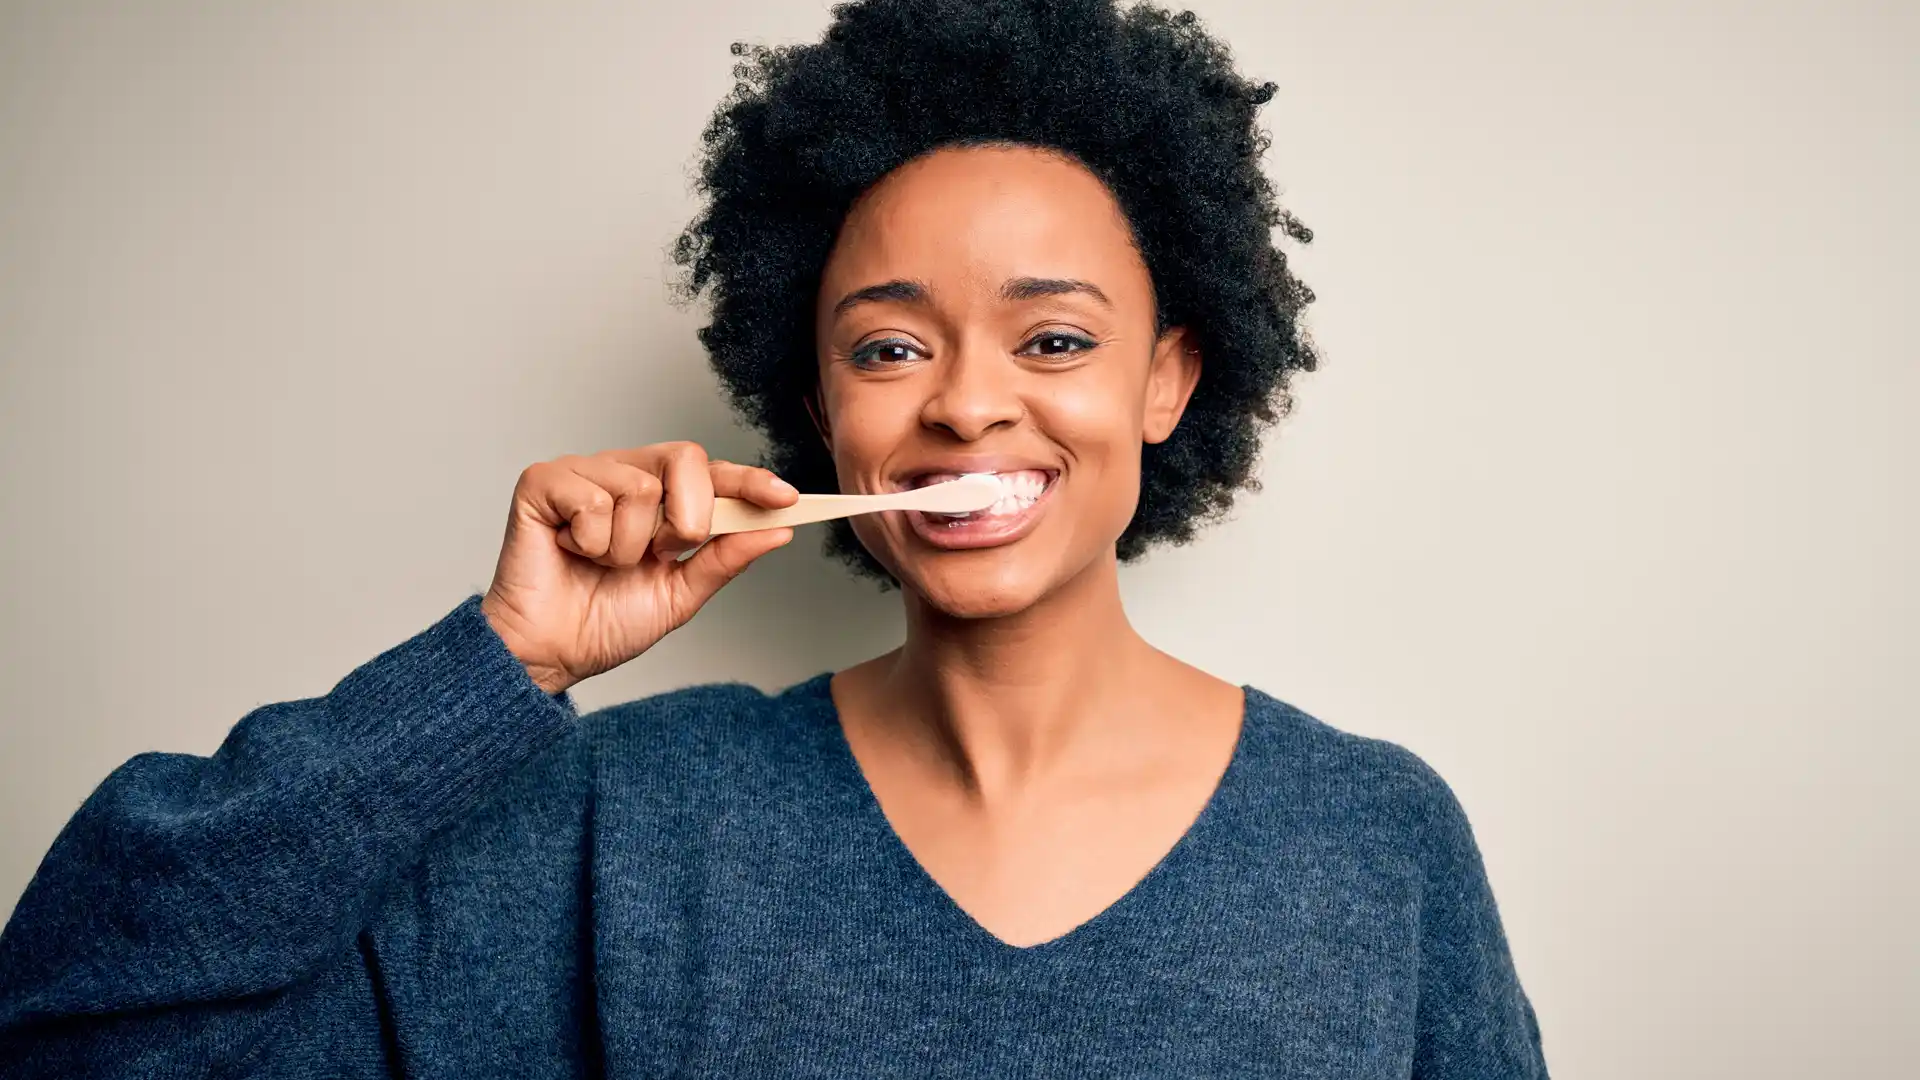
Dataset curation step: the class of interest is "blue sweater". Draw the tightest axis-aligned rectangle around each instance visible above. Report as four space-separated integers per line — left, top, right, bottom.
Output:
0 594 1549 1077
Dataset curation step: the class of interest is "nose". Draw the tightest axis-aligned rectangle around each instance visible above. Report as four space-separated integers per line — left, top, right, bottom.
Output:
918 338 1024 441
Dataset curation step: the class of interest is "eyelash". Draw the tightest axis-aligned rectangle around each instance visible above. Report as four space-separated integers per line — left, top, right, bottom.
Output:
847 338 924 370
846 331 1100 370
1020 332 1099 359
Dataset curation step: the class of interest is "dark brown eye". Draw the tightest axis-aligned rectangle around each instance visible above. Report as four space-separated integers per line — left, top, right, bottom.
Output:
1020 332 1097 357
849 339 926 369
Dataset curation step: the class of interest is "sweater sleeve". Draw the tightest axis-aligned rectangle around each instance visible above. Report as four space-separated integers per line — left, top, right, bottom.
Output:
0 594 580 1076
1410 766 1552 1079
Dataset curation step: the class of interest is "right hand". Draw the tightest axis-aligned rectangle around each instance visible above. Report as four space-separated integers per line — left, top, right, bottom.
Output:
478 442 800 695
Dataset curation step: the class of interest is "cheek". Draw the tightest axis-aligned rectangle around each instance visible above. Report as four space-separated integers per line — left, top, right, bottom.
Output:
1025 375 1150 553
1034 372 1147 475
822 379 918 482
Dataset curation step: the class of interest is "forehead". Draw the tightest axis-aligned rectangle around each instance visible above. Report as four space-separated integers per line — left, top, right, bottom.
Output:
820 145 1151 305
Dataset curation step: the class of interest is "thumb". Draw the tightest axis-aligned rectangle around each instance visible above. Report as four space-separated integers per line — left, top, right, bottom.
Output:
671 527 794 614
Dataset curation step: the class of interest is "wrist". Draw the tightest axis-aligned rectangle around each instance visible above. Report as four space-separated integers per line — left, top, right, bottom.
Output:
479 592 575 696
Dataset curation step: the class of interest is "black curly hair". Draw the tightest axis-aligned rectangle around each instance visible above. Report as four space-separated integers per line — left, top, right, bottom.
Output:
671 0 1318 585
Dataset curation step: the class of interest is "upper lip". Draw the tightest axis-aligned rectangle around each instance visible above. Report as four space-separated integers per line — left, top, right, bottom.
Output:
890 455 1062 491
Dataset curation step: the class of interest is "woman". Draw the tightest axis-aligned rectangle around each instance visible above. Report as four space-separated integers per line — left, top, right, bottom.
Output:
0 0 1548 1075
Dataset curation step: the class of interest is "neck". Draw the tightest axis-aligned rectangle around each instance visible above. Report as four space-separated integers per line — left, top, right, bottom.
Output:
872 552 1161 799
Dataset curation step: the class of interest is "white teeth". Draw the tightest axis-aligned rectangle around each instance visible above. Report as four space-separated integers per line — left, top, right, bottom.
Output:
916 469 1051 521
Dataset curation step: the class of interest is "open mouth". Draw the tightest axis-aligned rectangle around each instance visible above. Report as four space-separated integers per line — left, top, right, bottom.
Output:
904 469 1058 524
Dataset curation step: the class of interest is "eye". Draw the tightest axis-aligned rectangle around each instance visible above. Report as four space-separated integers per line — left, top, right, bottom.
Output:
848 338 928 370
1018 331 1099 359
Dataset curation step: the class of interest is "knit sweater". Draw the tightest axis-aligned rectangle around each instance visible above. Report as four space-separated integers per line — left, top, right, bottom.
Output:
0 594 1549 1078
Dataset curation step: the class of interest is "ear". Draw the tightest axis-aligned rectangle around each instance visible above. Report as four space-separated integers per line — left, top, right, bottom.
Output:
1142 326 1203 445
803 385 833 449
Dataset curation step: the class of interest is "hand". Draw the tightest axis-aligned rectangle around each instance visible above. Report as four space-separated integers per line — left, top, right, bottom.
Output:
478 442 799 694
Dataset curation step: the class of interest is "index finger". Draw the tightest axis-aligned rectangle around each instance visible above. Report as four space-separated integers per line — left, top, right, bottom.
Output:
651 443 715 557
710 461 800 510
593 443 715 556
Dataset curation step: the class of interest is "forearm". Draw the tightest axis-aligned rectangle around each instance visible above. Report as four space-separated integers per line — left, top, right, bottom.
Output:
0 595 577 1067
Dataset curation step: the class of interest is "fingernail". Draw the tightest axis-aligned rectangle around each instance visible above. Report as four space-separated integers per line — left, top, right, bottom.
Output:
772 477 798 495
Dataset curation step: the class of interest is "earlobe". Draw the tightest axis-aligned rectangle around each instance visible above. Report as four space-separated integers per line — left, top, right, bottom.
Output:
1143 329 1203 445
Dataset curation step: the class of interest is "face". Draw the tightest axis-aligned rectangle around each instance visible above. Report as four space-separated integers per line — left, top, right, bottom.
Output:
812 144 1200 619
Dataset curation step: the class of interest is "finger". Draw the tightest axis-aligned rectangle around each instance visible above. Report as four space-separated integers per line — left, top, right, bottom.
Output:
670 527 794 617
648 443 713 558
597 442 696 476
520 459 618 559
593 443 714 558
567 456 663 567
709 460 800 509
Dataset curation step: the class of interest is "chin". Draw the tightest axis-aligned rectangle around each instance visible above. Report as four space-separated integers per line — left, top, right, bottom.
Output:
899 552 1057 620
852 516 1066 619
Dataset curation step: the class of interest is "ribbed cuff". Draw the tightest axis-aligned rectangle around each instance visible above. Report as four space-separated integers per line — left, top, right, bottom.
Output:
323 594 582 841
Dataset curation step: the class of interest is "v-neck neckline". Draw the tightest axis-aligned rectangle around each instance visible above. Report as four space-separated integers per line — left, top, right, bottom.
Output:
790 672 1257 957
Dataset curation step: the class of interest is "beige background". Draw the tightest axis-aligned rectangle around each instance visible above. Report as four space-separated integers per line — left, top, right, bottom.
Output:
1 0 1913 1074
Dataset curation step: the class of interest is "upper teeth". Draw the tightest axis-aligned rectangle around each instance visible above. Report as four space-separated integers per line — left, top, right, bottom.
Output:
915 470 1048 496
914 469 1050 517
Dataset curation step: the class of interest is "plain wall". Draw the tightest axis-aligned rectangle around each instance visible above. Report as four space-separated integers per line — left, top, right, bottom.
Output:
0 1 1912 1074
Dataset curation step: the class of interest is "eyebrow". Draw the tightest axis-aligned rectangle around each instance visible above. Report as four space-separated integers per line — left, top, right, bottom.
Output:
828 276 1113 316
831 279 929 316
1000 277 1112 308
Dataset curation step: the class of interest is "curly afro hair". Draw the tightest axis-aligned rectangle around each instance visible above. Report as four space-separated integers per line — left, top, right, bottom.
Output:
671 0 1319 585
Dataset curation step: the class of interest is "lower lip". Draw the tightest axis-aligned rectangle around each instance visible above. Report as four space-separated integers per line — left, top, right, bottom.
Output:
903 476 1057 550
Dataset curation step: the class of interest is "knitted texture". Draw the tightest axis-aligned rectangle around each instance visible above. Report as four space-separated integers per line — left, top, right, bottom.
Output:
0 595 1548 1077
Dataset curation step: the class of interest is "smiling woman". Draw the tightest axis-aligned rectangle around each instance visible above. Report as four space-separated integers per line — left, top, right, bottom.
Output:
816 145 1199 600
0 1 1549 1077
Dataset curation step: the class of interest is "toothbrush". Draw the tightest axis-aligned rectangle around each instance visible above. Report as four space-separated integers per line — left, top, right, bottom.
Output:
706 473 1003 535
